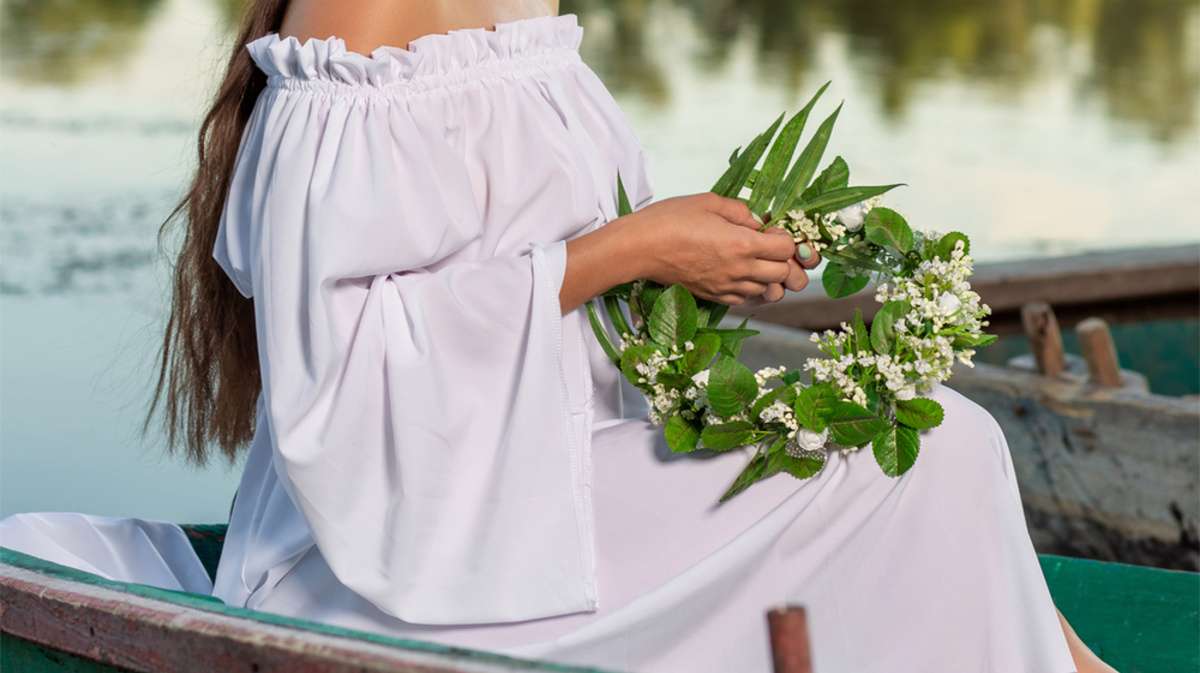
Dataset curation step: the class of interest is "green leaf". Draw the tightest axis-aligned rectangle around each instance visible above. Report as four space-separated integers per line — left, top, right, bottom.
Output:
800 156 849 203
781 369 804 386
683 333 721 375
769 449 826 480
604 296 633 342
711 113 785 198
706 358 759 417
895 398 945 430
665 414 702 453
635 283 665 320
825 400 888 447
794 184 903 217
850 309 870 354
864 207 914 255
601 281 636 299
751 384 799 422
697 325 759 359
895 425 921 476
616 172 633 217
719 453 781 502
793 382 839 432
773 97 840 216
701 421 756 451
656 372 694 391
873 424 920 477
748 107 812 215
649 285 699 348
619 345 657 389
870 300 911 354
952 333 997 349
585 301 621 366
936 231 970 260
819 246 893 274
864 385 880 415
872 425 899 477
821 262 870 299
705 302 731 328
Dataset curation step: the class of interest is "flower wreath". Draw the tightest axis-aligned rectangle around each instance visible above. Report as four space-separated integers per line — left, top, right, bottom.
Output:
588 84 996 501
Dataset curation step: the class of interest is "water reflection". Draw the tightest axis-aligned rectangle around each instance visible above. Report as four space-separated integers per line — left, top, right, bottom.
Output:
1091 0 1199 143
2 0 1197 139
1 0 164 84
562 0 1198 142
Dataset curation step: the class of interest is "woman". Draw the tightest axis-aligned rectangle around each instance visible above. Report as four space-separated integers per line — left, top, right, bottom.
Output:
3 0 1112 671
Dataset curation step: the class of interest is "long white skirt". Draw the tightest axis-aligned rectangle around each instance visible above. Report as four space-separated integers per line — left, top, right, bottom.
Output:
0 385 1076 673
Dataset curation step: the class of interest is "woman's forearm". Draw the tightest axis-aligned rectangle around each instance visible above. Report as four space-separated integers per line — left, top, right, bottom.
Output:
559 193 807 315
560 215 654 315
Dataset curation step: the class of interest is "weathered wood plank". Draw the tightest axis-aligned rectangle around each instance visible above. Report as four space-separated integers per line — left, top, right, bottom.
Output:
0 555 619 673
735 244 1200 333
1 632 129 673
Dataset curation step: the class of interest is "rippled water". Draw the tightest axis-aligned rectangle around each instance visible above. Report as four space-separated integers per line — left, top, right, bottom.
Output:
1 0 1197 521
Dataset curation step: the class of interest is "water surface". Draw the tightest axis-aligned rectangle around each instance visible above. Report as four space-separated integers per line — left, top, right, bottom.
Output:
2 0 1197 521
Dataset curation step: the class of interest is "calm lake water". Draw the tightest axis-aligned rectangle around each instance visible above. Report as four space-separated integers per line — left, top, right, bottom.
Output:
2 0 1198 523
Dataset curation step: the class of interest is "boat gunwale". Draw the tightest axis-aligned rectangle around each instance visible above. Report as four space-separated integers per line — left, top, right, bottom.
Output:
0 547 620 673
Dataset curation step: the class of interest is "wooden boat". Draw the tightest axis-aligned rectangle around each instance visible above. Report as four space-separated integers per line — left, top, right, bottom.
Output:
2 526 1197 673
737 244 1199 337
734 245 1200 572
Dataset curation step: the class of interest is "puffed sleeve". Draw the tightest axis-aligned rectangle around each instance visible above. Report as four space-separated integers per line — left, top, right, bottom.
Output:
210 33 652 624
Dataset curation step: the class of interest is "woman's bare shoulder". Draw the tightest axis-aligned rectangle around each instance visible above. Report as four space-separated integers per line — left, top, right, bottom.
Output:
279 0 559 55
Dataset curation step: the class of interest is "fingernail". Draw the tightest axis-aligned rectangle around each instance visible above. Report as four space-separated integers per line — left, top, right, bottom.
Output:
797 245 813 260
751 212 764 225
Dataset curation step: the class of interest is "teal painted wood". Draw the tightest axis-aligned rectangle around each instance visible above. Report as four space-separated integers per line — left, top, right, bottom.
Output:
0 547 620 673
6 539 1198 672
0 632 130 673
1040 555 1200 673
976 317 1200 396
180 523 224 583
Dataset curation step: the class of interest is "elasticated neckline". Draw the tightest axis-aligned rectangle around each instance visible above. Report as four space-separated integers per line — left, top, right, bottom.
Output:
247 14 583 93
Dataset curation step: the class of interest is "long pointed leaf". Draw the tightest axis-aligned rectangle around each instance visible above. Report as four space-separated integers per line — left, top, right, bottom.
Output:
616 173 633 217
586 301 620 366
748 107 811 215
711 113 785 198
795 184 902 217
772 101 842 216
720 453 781 502
800 156 849 203
604 295 634 341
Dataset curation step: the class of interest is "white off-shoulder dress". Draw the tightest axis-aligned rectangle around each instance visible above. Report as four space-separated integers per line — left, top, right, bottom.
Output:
0 14 1076 673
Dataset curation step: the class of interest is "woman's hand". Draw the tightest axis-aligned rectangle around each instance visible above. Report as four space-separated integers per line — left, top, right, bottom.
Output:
560 193 819 314
746 226 821 305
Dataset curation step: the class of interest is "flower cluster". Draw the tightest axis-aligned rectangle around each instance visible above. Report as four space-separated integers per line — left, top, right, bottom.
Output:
588 94 995 501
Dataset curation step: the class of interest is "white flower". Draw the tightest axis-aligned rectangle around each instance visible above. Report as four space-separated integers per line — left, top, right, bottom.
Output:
691 370 710 387
794 427 829 452
937 292 962 315
835 202 868 232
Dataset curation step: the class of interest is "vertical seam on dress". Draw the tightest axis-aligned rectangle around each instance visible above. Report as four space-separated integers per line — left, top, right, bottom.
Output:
532 244 598 610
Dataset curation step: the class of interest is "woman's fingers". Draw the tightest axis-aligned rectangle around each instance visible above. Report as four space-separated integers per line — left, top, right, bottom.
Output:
707 194 759 230
795 242 821 270
783 258 810 292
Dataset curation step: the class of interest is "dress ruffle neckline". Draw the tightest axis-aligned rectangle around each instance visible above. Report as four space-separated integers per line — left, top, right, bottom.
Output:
247 13 583 88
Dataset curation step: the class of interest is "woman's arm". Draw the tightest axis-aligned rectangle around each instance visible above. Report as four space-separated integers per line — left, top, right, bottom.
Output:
561 193 820 314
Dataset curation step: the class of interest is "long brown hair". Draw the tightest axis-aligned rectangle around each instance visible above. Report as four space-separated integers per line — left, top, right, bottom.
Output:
148 0 290 465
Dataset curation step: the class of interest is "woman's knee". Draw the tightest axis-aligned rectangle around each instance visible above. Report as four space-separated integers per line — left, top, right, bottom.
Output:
915 384 1015 484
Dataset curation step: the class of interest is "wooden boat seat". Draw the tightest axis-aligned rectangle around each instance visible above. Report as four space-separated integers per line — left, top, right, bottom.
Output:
2 527 1198 673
